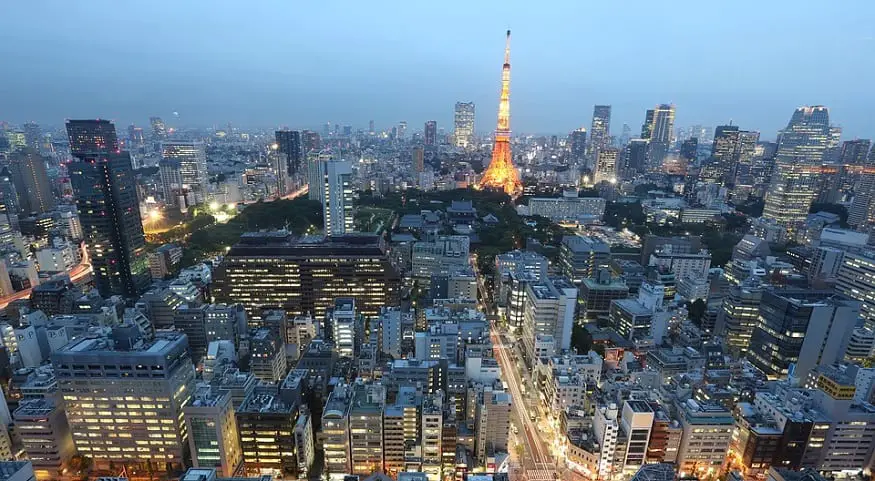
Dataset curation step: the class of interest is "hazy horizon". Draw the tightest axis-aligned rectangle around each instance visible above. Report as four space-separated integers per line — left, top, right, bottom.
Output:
2 1 873 139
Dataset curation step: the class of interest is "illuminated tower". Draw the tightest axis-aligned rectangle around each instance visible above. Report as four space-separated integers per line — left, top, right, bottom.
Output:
478 30 523 195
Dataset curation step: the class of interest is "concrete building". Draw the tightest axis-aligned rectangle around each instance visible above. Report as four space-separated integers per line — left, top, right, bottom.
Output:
51 331 195 473
609 299 654 341
648 245 711 281
235 385 299 477
148 244 183 280
328 298 357 358
620 400 655 472
184 387 243 477
579 270 629 323
247 328 287 382
412 235 470 281
321 383 352 480
676 399 733 477
0 462 36 481
12 398 74 480
320 160 354 235
526 193 606 223
747 290 859 381
474 387 511 465
521 277 577 362
559 235 611 285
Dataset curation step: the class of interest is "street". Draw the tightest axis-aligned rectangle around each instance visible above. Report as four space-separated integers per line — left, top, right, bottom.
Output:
491 320 557 481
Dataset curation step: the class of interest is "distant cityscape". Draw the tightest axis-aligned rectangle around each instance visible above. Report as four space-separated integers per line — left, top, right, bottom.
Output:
0 25 874 481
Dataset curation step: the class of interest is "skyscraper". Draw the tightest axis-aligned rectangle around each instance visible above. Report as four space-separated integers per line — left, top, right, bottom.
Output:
275 130 303 176
412 147 425 173
478 30 523 195
679 138 698 163
424 120 438 146
620 139 648 179
22 122 41 151
66 119 119 157
453 102 475 148
594 148 619 184
307 150 333 202
763 106 831 237
589 105 612 153
703 125 759 186
641 104 675 169
161 141 208 203
321 160 353 235
67 120 149 297
839 139 871 165
848 173 875 227
570 128 587 164
302 130 321 154
9 148 55 215
0 167 19 217
150 116 167 139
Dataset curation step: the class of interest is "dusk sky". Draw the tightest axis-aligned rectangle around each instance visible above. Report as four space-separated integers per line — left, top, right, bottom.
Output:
2 1 874 139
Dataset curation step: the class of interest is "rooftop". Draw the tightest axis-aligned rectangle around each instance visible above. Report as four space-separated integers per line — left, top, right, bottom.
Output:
13 397 56 418
562 235 610 253
238 390 294 414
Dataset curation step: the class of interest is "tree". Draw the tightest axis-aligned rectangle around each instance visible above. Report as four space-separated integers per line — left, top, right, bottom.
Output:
687 299 707 326
809 202 849 227
571 324 593 354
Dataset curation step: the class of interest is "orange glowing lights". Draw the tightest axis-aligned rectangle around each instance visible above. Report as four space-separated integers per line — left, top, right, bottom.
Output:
478 30 523 196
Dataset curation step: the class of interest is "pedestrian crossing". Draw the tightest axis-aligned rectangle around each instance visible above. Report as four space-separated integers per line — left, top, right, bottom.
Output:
526 467 556 481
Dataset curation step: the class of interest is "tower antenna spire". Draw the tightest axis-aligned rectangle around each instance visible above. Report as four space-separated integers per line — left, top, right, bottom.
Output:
504 30 511 65
477 29 522 196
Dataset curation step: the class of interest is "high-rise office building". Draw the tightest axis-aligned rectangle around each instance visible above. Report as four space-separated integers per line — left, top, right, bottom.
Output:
320 160 353 235
0 167 20 216
150 116 167 139
453 102 475 148
66 119 119 157
521 277 577 361
306 150 333 202
236 384 300 476
183 387 243 477
849 173 875 227
9 149 55 215
570 128 587 164
641 104 675 168
620 139 648 179
162 141 209 203
302 130 321 154
424 120 437 146
835 250 875 331
839 139 871 165
763 106 831 237
747 290 859 380
594 148 619 184
275 130 303 176
22 122 41 151
67 120 148 297
213 232 400 321
703 125 759 185
589 105 612 154
412 147 425 173
12 397 75 479
52 331 196 473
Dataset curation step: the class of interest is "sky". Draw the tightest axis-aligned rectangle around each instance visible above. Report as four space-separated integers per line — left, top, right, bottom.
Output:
2 1 874 140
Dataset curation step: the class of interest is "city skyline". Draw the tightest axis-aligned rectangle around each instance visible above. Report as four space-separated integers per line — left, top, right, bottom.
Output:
1 2 874 138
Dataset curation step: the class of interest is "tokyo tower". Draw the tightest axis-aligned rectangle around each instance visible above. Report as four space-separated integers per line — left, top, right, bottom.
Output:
478 30 523 196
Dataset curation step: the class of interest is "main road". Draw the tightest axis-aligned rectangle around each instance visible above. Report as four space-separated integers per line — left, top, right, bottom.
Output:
489 323 557 481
